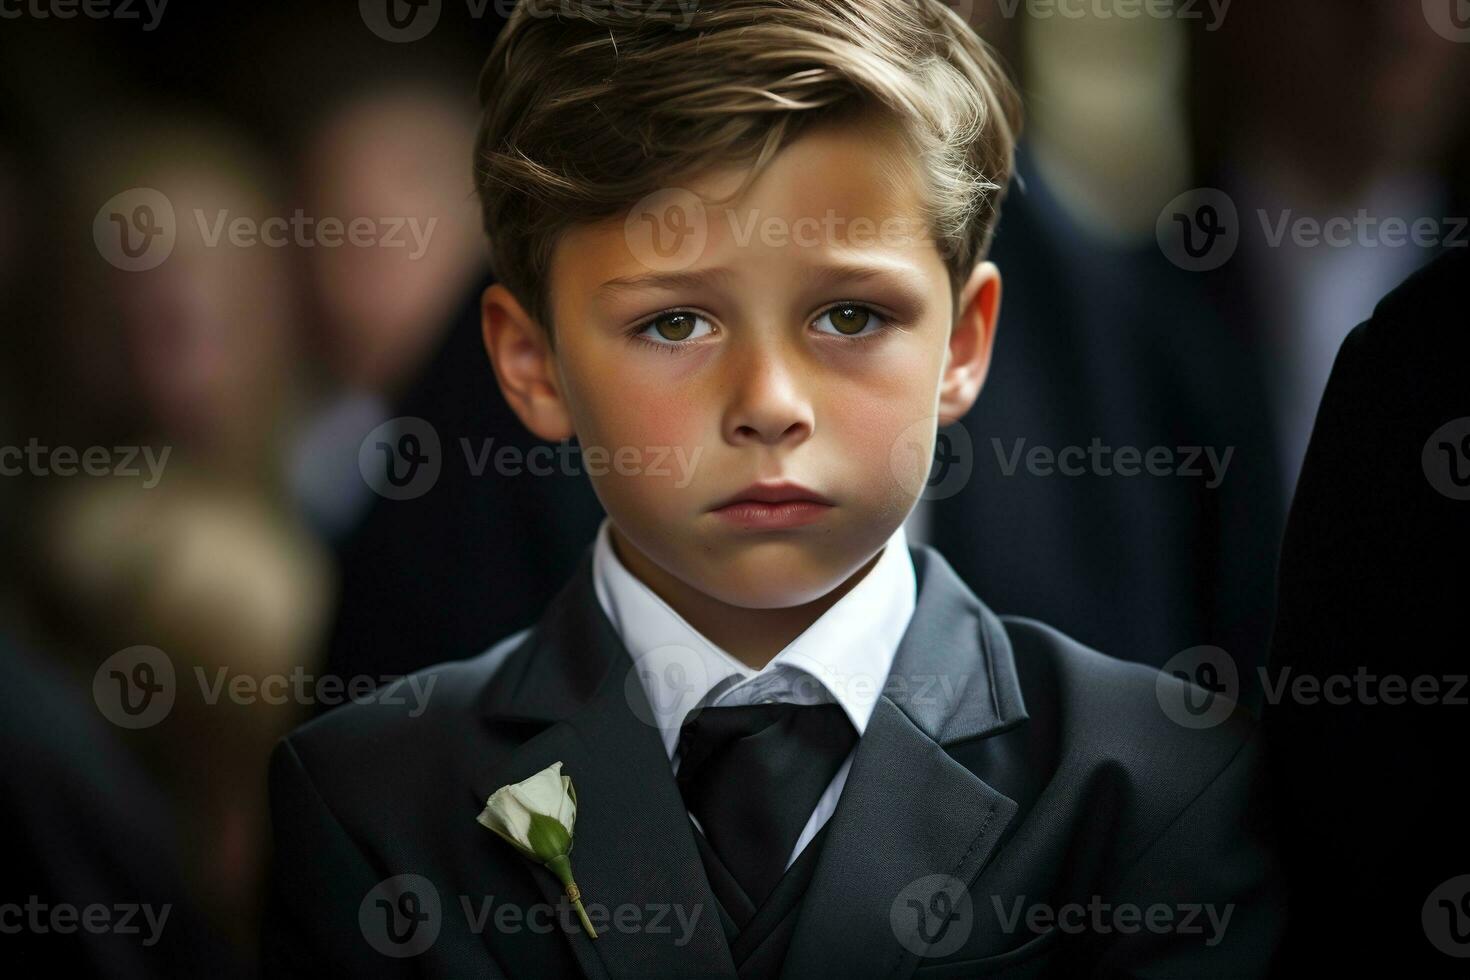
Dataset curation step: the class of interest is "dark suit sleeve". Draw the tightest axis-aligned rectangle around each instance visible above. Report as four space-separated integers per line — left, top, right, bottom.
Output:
261 736 414 979
1091 729 1285 979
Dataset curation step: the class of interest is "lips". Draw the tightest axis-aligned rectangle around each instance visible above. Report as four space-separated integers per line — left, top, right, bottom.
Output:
709 480 835 511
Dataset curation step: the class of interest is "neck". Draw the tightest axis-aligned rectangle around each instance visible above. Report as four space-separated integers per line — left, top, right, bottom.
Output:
607 526 883 671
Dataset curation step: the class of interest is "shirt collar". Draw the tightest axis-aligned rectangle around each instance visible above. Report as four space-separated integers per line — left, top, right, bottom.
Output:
592 516 917 759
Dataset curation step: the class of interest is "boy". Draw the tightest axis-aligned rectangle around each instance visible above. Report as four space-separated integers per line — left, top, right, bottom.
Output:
263 2 1282 977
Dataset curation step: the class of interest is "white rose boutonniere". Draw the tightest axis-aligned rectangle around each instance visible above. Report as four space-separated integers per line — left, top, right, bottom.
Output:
476 761 598 939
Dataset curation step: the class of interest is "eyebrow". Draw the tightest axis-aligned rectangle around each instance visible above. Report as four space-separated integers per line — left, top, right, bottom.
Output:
596 260 923 296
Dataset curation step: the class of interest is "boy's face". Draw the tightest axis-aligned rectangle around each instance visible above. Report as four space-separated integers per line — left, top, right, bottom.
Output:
483 116 1000 609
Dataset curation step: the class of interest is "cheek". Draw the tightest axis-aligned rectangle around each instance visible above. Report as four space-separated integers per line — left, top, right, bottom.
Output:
821 346 943 500
561 358 712 504
577 370 707 453
827 347 939 448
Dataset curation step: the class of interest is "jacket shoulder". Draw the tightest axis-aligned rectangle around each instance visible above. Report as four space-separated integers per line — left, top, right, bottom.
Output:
998 615 1260 806
273 626 533 778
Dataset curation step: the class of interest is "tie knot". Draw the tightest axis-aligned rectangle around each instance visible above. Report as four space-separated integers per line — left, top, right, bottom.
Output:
676 701 856 778
675 701 858 912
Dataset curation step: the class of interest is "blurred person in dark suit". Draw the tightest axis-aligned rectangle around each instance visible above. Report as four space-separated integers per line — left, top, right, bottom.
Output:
923 9 1284 686
1196 0 1470 503
9 113 331 975
1266 245 1470 975
285 84 487 542
319 281 605 686
1 630 231 978
929 155 1284 690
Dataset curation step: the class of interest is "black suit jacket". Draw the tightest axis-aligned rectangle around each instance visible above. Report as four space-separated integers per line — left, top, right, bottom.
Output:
1266 245 1470 975
263 543 1283 978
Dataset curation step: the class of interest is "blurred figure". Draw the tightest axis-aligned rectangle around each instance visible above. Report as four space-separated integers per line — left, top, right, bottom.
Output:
286 85 486 541
1199 0 1470 500
1021 0 1193 237
318 284 606 686
1 629 226 978
35 117 305 486
924 7 1284 681
285 81 606 690
9 113 331 975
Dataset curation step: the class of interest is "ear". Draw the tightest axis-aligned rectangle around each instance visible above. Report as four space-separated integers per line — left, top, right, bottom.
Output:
480 283 576 442
936 261 1001 427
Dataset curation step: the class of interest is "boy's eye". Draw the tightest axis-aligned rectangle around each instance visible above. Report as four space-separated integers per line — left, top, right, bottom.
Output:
636 311 713 344
814 303 886 337
632 303 890 348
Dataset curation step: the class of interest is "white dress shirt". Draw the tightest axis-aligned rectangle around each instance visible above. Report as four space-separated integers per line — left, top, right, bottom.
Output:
592 516 917 870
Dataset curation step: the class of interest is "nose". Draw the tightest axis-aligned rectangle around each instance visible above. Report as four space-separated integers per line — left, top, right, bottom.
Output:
721 341 815 448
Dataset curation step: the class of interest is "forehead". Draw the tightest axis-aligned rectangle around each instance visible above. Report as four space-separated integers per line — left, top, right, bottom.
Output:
549 115 938 302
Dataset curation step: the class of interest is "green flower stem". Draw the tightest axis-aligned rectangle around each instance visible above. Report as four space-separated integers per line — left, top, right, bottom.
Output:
545 854 598 940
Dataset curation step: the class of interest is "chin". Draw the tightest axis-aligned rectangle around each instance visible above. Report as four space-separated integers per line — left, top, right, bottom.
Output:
692 554 850 610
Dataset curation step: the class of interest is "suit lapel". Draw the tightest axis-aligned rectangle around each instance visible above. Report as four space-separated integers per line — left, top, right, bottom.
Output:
474 551 738 980
780 544 1029 980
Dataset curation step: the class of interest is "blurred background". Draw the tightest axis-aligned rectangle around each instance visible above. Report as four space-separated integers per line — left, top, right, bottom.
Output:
0 1 1466 975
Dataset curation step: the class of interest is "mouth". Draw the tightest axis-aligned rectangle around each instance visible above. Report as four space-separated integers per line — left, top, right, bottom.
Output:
709 481 835 530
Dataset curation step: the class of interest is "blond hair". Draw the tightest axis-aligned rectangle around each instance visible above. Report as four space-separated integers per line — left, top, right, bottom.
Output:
474 0 1022 342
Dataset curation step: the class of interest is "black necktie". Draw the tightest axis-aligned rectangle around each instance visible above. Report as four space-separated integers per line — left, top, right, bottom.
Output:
675 701 858 915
